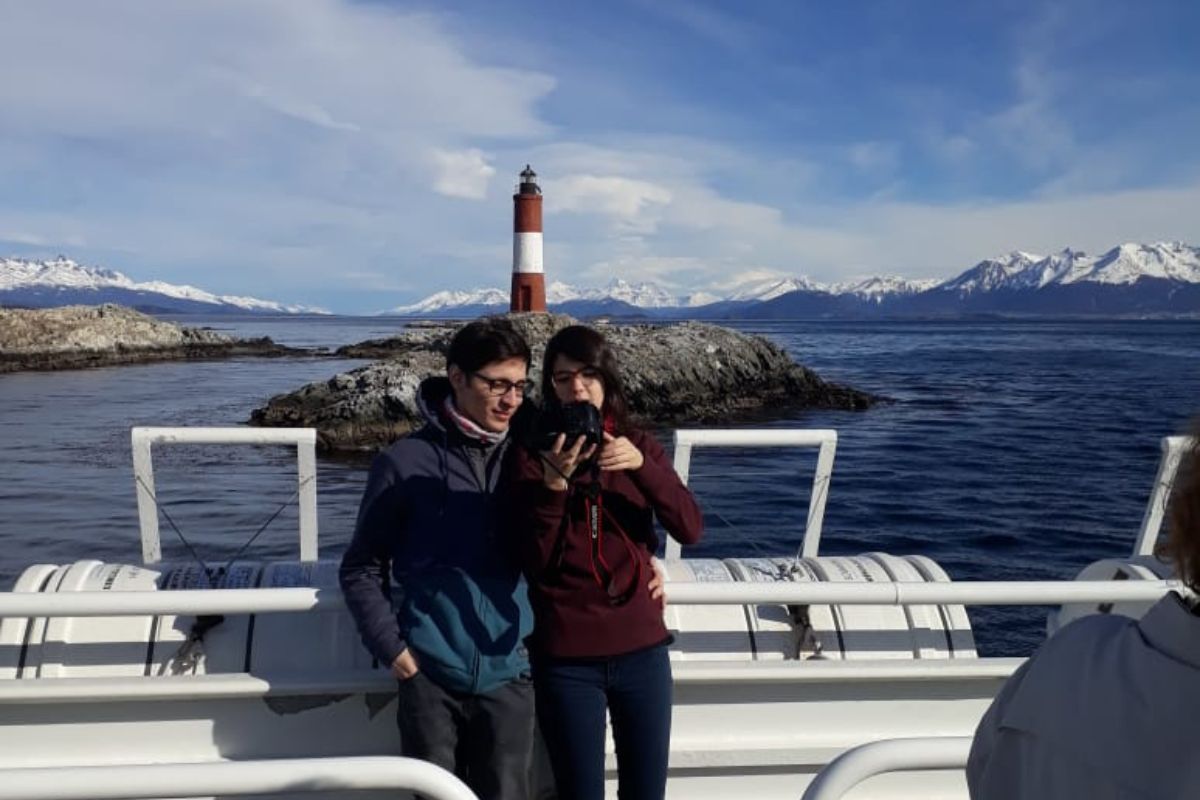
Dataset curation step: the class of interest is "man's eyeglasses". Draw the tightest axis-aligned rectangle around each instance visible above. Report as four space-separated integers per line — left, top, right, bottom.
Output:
551 366 603 387
471 373 534 397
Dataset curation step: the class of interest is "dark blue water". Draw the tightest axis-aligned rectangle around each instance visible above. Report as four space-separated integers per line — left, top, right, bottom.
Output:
1 316 1197 656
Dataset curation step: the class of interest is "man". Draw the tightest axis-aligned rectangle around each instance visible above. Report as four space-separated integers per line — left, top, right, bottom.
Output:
340 318 536 800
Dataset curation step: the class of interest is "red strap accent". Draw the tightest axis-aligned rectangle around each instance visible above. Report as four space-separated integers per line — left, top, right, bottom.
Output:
585 497 605 590
581 475 645 606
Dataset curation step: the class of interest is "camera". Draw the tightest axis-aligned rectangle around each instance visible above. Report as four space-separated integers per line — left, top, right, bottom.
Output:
528 400 604 452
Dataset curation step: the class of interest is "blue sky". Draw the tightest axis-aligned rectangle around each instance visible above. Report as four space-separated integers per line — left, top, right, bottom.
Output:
1 0 1198 312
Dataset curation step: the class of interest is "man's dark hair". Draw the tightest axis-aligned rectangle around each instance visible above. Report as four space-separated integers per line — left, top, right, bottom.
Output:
446 318 531 374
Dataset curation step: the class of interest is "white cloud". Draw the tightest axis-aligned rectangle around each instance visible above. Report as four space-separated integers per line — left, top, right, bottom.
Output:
241 83 362 133
0 231 55 247
847 141 900 173
553 175 673 224
431 148 496 200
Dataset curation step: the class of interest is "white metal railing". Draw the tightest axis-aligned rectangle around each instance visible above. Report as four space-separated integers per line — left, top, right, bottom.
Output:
662 578 1181 605
671 431 1198 564
671 428 837 559
0 756 478 800
1134 435 1196 556
0 587 329 616
0 579 1179 619
132 427 319 564
800 736 972 800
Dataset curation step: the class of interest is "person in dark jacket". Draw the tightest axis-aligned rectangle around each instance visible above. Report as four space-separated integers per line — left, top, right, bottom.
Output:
507 324 703 800
339 318 536 800
967 420 1200 799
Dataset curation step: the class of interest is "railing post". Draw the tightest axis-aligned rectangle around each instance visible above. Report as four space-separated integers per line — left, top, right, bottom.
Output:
131 429 160 564
1134 435 1195 556
803 434 837 557
667 435 694 560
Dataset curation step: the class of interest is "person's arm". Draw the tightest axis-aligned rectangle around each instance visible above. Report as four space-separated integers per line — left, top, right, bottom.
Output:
505 444 575 578
338 451 411 674
966 658 1031 798
505 434 599 577
627 431 703 546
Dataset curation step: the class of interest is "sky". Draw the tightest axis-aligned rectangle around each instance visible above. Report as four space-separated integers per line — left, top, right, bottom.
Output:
1 0 1199 313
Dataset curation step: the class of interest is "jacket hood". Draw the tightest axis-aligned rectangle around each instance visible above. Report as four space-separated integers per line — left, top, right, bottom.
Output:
416 376 453 432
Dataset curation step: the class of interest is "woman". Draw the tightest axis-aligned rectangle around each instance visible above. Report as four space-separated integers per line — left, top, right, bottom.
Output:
967 420 1200 798
508 324 703 800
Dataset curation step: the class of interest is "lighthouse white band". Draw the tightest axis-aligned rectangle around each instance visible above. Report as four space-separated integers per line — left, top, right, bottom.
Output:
513 232 543 274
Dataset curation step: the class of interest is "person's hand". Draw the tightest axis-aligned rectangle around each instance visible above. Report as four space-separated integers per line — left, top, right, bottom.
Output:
391 648 420 680
648 556 668 611
598 432 644 472
542 434 598 491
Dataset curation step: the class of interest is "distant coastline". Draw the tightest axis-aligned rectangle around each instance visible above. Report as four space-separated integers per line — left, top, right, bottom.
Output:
0 304 309 374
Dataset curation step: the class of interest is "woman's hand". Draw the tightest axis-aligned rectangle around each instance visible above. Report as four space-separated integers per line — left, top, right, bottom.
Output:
648 556 667 611
542 433 598 491
598 432 644 472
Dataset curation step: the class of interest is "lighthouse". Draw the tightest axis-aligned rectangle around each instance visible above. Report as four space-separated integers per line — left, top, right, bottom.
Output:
510 165 547 313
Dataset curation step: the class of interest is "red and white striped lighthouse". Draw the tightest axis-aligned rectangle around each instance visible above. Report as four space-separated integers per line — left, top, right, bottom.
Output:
510 165 547 313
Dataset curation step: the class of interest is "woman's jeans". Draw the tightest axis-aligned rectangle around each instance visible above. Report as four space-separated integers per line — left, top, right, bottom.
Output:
533 643 672 800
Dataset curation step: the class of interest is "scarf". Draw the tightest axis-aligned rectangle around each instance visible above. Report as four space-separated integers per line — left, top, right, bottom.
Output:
442 395 509 446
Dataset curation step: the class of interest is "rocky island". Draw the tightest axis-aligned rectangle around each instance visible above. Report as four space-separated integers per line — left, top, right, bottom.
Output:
0 304 303 373
251 313 878 451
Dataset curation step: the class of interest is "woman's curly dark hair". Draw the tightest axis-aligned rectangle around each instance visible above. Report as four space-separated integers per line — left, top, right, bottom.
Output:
1159 420 1200 591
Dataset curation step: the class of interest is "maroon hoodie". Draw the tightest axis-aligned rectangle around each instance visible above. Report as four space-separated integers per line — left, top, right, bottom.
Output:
507 429 703 659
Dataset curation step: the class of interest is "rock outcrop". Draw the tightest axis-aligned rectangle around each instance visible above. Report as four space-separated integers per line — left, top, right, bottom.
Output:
251 314 877 451
0 304 302 373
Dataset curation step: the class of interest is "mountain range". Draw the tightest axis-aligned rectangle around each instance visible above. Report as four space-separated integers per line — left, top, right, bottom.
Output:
384 242 1200 318
0 257 327 315
3 242 1198 318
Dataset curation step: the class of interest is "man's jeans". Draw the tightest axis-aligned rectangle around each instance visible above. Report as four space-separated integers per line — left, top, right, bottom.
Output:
397 671 535 800
533 643 672 800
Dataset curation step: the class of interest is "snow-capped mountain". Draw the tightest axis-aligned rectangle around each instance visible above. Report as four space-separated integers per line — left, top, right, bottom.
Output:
829 276 942 303
385 288 510 316
724 276 823 302
1078 242 1200 284
380 240 1199 318
381 278 708 315
0 257 326 314
549 279 685 308
936 242 1200 296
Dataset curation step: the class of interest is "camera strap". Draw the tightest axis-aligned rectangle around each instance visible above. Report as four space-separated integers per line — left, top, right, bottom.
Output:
583 477 641 607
